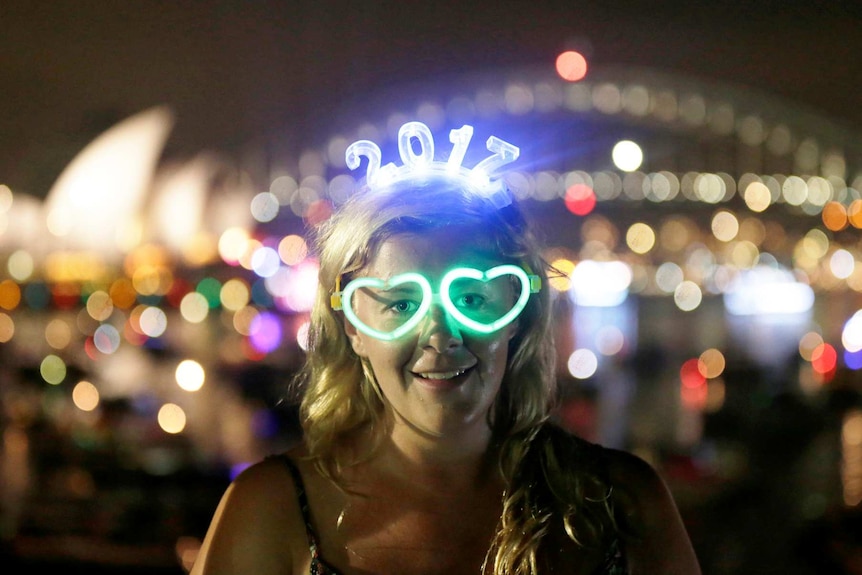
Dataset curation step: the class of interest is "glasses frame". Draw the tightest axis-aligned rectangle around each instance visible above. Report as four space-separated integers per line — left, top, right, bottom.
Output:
332 264 540 341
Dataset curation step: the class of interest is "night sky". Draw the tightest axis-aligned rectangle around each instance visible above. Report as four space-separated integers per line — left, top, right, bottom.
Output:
2 0 861 195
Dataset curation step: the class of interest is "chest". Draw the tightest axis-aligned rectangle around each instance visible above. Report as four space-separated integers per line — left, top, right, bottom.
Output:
295 461 616 575
310 478 503 575
305 487 612 575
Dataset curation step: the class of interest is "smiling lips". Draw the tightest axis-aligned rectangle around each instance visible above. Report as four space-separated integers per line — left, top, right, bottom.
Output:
416 368 468 380
411 366 473 387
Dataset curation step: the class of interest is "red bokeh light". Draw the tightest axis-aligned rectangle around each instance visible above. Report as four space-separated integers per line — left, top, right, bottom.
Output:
555 50 588 82
680 358 706 389
564 184 596 216
811 342 838 375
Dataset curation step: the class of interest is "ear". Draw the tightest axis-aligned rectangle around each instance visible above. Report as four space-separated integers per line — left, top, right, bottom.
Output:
343 315 369 357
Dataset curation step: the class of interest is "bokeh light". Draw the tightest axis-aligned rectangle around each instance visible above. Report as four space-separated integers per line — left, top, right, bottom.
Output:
0 279 22 310
743 181 772 212
45 318 72 349
570 260 632 307
548 258 575 292
698 348 726 379
93 324 121 354
0 313 14 343
822 201 848 231
681 358 707 389
830 249 855 280
176 359 205 391
595 325 625 356
655 262 684 293
7 249 34 281
674 280 703 312
139 306 168 337
296 320 311 351
564 184 596 215
811 343 838 377
218 227 251 265
711 211 739 242
233 306 259 336
72 380 100 411
842 311 862 353
158 403 187 434
611 140 643 172
555 50 588 82
849 200 862 228
40 354 67 385
248 311 282 354
845 349 862 370
86 291 114 321
250 192 280 223
220 278 251 312
278 234 308 265
567 348 598 379
180 291 210 323
626 222 656 254
251 246 281 278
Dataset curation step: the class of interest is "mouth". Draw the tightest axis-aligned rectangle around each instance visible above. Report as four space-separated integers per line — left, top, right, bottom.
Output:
415 368 467 380
410 366 475 388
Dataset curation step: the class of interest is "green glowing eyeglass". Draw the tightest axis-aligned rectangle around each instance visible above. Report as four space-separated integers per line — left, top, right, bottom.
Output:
331 265 541 341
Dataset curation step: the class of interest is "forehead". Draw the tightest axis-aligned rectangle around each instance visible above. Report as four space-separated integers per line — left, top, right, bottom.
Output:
364 227 504 279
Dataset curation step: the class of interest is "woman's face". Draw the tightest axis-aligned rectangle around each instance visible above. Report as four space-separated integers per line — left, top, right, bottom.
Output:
344 225 518 441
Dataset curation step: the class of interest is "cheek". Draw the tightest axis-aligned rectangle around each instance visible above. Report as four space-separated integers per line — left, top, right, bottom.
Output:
476 332 513 373
358 336 416 372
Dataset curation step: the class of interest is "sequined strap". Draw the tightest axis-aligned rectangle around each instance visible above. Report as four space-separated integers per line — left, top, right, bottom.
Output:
269 454 343 575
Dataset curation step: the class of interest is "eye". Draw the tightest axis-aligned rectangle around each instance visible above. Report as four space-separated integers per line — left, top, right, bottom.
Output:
454 293 487 309
387 299 421 315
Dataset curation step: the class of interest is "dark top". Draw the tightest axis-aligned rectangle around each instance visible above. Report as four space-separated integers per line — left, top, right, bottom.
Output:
278 454 342 575
273 454 628 574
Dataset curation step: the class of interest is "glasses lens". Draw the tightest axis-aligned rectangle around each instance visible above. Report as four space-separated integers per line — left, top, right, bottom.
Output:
446 275 519 325
355 284 425 331
341 273 432 341
340 266 532 339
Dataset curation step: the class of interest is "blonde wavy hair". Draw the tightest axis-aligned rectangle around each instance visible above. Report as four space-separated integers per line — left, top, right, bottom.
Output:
292 177 619 573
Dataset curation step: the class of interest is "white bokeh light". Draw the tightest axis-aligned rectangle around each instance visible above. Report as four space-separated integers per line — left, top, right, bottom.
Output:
567 348 599 379
612 140 643 172
570 260 632 307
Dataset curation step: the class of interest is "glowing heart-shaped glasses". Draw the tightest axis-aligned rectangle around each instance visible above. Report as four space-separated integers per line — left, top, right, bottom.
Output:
331 265 540 341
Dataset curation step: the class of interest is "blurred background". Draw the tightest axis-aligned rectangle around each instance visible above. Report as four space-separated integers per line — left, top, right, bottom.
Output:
2 1 862 573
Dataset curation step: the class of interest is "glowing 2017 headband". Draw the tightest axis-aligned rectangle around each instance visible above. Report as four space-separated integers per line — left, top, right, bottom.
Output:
345 120 520 208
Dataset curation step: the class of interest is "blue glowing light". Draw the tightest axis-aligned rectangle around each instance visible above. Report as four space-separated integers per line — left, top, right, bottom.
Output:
345 120 519 207
844 348 862 370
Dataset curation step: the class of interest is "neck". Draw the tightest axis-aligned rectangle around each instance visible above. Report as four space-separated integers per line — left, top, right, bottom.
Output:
372 416 501 490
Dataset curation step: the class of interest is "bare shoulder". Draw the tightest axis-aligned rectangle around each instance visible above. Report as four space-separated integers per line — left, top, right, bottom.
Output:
190 449 310 575
602 447 702 575
228 453 304 514
602 447 670 504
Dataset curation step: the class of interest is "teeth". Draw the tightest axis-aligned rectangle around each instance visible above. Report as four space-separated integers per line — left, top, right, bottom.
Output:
418 369 466 380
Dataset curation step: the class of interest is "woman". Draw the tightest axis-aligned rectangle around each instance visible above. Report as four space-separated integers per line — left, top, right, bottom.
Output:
191 122 701 574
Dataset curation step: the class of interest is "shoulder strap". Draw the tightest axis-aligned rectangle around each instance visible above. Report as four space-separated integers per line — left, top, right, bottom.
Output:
269 454 326 564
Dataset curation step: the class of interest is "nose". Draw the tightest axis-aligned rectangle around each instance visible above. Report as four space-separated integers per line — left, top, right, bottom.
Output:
419 302 464 351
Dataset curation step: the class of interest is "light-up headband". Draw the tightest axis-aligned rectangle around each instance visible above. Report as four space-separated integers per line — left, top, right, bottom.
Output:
331 264 541 341
345 120 520 208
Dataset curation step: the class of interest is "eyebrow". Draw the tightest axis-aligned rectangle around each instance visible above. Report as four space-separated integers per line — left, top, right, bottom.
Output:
361 285 423 304
370 284 422 293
